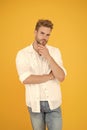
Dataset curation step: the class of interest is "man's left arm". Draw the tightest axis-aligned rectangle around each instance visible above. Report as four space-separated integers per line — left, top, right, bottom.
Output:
46 55 65 82
38 45 66 82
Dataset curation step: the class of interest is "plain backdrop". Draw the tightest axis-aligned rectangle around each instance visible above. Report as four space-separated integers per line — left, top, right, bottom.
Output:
0 0 87 130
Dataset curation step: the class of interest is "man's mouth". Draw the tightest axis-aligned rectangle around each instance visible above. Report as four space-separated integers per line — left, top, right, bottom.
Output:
40 39 47 45
37 39 47 46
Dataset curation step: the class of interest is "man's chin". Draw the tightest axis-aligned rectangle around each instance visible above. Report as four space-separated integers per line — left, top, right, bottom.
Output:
41 43 46 46
41 41 47 46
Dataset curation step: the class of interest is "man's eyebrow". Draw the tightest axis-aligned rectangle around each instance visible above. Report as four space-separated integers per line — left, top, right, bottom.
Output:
40 31 50 36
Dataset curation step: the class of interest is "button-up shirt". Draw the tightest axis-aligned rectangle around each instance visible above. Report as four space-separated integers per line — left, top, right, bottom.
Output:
16 44 67 112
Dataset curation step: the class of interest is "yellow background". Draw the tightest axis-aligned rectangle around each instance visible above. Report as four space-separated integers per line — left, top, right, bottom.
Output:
0 0 87 130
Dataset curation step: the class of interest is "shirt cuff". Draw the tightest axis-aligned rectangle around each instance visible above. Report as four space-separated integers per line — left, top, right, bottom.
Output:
19 71 31 83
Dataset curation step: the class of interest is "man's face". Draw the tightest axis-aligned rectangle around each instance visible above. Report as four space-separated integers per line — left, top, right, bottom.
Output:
35 26 52 46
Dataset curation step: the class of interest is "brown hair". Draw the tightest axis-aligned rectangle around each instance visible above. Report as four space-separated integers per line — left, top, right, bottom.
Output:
35 19 53 31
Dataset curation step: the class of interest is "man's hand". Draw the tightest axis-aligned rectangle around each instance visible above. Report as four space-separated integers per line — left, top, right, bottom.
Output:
48 71 55 80
38 44 50 59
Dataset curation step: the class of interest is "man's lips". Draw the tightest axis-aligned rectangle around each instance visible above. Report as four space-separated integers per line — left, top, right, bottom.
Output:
40 39 47 44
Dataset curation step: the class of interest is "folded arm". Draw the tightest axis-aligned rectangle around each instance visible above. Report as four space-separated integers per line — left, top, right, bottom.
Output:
38 45 65 82
23 71 54 84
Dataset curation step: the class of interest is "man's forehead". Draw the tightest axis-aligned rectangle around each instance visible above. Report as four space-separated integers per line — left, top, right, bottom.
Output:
38 26 51 32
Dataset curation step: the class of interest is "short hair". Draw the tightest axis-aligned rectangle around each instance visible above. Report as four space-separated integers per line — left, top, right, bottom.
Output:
35 19 53 31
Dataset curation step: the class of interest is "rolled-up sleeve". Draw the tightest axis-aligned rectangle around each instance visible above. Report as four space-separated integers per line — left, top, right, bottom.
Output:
16 51 32 83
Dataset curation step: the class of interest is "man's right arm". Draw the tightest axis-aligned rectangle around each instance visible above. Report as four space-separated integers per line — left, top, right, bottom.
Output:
16 52 55 85
23 71 54 84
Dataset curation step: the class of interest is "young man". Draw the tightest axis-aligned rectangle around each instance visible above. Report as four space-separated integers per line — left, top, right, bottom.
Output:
16 19 67 130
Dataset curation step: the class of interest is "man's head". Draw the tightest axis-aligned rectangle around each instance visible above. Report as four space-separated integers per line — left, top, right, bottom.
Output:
34 19 53 46
35 19 53 31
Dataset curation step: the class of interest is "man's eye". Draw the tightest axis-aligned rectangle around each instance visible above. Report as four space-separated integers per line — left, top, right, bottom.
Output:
41 32 44 34
47 34 50 36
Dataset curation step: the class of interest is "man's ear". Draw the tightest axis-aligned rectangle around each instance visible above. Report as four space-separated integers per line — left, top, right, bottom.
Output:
34 30 37 36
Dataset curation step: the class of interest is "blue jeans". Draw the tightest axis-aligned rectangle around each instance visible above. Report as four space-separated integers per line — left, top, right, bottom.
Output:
27 101 62 130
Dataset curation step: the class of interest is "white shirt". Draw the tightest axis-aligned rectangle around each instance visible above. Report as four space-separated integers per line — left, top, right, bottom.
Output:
16 44 67 112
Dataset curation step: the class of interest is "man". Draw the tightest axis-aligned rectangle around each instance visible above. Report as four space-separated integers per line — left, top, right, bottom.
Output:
16 19 67 130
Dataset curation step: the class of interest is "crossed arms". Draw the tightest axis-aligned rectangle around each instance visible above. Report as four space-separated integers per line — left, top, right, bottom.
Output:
23 45 65 84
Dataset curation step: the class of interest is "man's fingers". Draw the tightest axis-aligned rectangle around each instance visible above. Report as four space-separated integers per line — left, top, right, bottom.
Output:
38 44 46 49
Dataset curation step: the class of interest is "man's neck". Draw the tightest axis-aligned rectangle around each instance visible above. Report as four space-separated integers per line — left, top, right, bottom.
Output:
33 41 38 53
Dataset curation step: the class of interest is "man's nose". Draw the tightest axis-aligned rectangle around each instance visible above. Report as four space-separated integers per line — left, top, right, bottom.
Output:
43 35 48 40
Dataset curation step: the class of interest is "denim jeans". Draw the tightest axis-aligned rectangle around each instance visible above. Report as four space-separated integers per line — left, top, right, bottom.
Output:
27 101 62 130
